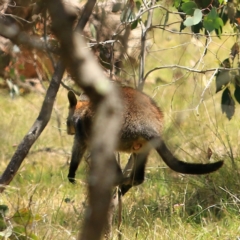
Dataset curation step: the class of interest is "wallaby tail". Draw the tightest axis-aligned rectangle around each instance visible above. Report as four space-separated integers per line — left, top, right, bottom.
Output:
154 137 223 174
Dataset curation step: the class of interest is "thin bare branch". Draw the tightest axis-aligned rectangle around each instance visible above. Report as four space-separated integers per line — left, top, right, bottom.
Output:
138 0 155 90
195 68 219 114
135 3 186 20
153 25 239 37
144 65 240 81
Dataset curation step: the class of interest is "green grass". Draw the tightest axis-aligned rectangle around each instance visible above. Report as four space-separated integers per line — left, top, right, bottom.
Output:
1 10 240 239
1 86 240 239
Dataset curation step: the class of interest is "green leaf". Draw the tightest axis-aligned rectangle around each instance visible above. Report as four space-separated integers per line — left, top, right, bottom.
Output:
131 19 138 30
215 70 231 93
220 58 231 68
184 17 194 27
135 1 141 11
12 208 41 225
235 75 240 86
0 218 7 231
221 87 235 120
203 17 215 32
11 226 25 239
181 2 197 15
208 7 218 19
192 9 202 24
13 208 33 225
215 17 224 27
191 22 203 34
11 226 39 240
203 7 223 33
180 22 186 31
184 9 202 26
174 0 182 8
0 205 9 216
234 84 240 104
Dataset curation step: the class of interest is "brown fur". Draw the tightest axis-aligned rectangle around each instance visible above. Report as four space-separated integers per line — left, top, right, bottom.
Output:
67 87 223 195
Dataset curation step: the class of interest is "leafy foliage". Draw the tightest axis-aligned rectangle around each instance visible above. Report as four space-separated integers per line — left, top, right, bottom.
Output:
0 206 41 239
184 9 203 27
234 83 240 103
215 59 231 93
203 7 223 33
181 1 198 15
174 0 240 120
214 41 240 120
221 87 235 120
176 0 238 37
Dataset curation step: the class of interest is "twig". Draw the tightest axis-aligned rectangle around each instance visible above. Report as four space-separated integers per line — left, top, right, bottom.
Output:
153 25 239 38
144 65 240 81
194 33 212 70
195 68 219 114
138 0 155 90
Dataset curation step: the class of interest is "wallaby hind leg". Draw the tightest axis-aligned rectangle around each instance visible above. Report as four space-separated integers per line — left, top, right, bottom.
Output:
120 152 149 195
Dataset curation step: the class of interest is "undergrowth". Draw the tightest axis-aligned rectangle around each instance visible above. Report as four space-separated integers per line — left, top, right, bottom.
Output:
1 83 240 239
0 23 240 238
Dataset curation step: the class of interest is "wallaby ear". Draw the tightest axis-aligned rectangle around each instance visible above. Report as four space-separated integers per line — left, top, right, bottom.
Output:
68 91 77 107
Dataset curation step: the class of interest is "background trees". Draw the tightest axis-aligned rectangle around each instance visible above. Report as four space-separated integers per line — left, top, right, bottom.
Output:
0 0 239 239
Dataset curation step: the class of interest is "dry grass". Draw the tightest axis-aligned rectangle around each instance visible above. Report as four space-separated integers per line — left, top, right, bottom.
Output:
0 8 240 240
1 85 240 239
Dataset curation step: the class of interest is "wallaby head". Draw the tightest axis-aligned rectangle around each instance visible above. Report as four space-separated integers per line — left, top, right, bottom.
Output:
66 87 223 194
67 90 93 138
67 91 92 136
67 91 78 135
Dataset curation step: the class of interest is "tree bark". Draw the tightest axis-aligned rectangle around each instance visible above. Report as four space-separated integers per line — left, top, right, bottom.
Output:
0 60 65 191
46 1 123 240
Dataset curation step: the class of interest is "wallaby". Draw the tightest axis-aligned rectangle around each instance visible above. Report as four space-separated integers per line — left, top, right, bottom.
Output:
67 86 223 195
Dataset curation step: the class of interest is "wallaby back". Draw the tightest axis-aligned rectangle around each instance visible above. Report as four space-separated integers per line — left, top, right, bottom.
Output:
67 87 223 187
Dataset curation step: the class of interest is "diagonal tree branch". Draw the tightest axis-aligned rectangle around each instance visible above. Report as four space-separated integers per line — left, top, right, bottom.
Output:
0 60 65 191
76 0 96 31
0 0 96 193
0 20 60 54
